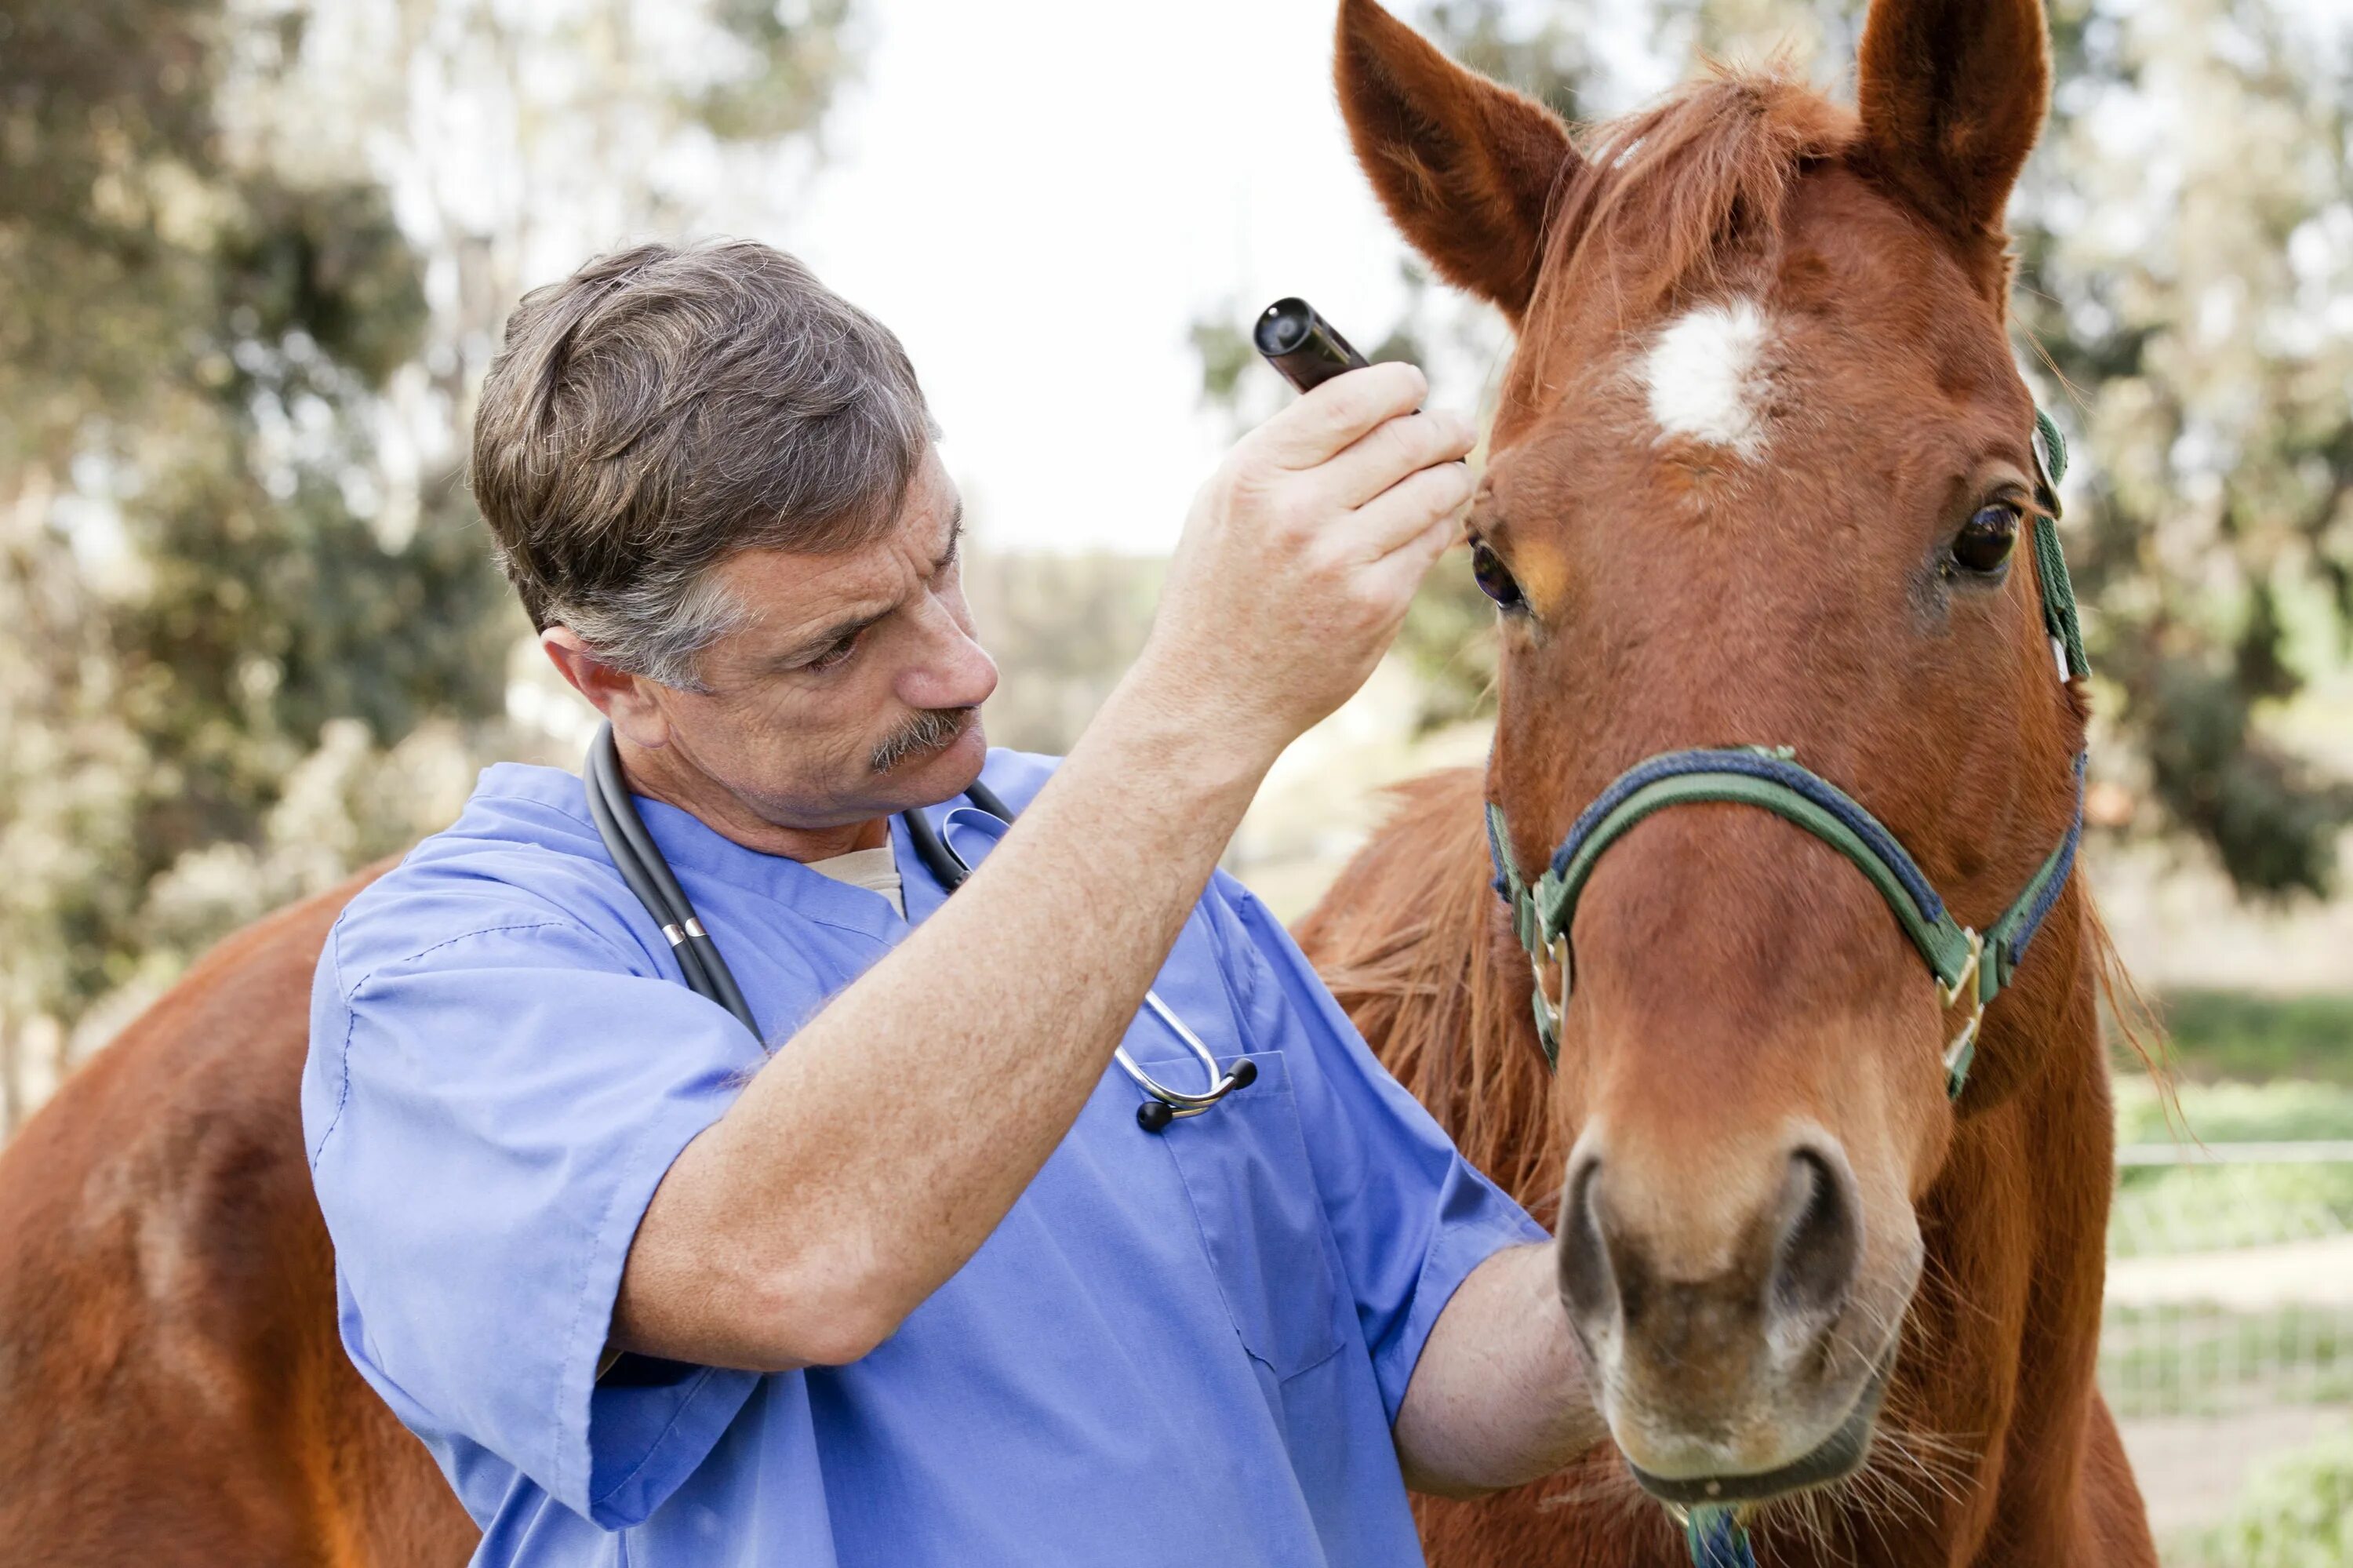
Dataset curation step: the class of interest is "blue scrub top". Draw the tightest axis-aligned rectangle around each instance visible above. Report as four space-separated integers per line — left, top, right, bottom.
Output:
303 750 1543 1568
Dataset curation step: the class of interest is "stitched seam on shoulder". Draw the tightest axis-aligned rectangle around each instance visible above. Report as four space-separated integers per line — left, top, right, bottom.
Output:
345 921 574 1000
315 922 574 1167
310 922 357 1168
309 1006 359 1168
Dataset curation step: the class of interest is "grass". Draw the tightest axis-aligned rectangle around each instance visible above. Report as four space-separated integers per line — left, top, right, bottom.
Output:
2171 1427 2353 1567
2122 990 2353 1086
2109 1079 2353 1254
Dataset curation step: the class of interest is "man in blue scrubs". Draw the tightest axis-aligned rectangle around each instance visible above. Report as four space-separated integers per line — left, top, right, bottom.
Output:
304 240 1600 1566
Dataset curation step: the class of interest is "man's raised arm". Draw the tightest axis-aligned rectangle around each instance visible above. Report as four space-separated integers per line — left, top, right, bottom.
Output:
609 363 1475 1372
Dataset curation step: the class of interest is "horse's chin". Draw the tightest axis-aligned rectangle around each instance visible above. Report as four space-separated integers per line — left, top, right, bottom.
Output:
1620 1350 1895 1508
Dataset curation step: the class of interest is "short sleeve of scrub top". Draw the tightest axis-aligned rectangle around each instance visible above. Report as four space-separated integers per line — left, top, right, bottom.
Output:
303 752 1547 1567
307 896 769 1529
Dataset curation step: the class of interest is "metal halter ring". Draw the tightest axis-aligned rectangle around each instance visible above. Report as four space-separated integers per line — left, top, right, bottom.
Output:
1938 929 1987 1099
1530 933 1570 1042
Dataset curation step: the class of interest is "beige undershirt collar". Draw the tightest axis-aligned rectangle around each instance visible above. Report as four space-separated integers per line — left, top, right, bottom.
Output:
806 843 904 919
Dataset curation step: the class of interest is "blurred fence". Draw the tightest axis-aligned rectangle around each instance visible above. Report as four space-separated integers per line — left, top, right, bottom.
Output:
2103 1145 2353 1421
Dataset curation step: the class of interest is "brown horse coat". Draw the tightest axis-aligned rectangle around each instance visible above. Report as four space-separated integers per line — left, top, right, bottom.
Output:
0 871 475 1565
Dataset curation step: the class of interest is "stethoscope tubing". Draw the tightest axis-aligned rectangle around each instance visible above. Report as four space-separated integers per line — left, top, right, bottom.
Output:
583 724 1252 1127
917 796 1252 1122
588 726 761 1039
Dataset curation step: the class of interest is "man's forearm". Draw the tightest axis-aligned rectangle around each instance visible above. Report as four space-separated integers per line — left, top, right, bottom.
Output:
613 664 1276 1370
1394 1242 1606 1497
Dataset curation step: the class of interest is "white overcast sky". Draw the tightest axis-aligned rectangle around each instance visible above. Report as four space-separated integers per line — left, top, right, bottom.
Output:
791 0 1480 555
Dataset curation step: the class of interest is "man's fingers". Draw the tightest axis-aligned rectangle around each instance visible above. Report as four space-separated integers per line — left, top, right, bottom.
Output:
1253 362 1430 471
1347 457 1475 563
1363 509 1463 608
1318 408 1476 511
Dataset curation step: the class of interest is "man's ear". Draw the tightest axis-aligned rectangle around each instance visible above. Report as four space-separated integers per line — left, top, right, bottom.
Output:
1334 0 1580 323
1854 0 2051 249
541 628 672 751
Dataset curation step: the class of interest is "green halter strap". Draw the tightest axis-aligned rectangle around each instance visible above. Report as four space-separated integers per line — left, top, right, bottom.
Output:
1485 411 2087 1104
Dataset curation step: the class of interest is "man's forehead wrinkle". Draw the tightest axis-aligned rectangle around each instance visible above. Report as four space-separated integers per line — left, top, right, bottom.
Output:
722 548 896 654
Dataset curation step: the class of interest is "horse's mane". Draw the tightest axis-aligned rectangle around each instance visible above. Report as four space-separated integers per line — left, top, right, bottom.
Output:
1294 768 1566 1223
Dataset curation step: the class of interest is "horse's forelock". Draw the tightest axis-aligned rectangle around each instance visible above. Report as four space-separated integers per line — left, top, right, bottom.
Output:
1511 68 1854 407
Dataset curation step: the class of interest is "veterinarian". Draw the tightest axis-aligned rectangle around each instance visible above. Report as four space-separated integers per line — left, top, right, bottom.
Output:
302 238 1599 1567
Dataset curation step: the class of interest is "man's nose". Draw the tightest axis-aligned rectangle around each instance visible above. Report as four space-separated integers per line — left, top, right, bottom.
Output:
897 605 998 713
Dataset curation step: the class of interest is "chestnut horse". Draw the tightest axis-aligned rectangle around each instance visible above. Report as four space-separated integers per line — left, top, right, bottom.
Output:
0 4 2155 1566
1296 0 2155 1563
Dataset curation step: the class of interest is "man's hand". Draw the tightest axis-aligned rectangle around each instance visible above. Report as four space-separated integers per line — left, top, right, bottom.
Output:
1139 363 1475 763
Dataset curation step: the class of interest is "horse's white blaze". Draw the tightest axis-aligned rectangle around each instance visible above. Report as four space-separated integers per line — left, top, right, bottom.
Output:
1643 300 1772 458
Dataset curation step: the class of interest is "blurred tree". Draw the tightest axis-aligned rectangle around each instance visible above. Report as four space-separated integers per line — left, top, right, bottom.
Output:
2018 0 2353 895
963 551 1166 756
0 0 864 1129
1192 0 2353 897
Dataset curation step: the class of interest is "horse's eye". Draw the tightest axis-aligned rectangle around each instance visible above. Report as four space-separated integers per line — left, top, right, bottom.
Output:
1471 541 1526 611
1951 503 2022 575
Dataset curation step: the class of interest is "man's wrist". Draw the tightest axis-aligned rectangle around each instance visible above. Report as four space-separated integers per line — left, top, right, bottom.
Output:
1095 653 1287 805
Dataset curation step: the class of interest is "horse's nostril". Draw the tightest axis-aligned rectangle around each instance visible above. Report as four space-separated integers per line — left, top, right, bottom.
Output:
1771 1148 1860 1323
1557 1151 1617 1329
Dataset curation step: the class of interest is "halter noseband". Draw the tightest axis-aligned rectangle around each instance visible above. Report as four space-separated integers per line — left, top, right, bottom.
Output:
1484 411 2087 1106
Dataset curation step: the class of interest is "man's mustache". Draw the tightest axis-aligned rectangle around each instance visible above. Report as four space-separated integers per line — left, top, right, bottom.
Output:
870 707 974 773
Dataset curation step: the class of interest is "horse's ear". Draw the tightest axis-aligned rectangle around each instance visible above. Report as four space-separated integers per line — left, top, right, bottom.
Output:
1334 0 1579 323
1854 0 2051 247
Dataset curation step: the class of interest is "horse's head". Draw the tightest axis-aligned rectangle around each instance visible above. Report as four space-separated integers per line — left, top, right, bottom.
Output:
1337 0 2089 1506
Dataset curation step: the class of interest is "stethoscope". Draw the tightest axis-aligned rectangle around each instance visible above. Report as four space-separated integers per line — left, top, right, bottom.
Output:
583 722 1255 1131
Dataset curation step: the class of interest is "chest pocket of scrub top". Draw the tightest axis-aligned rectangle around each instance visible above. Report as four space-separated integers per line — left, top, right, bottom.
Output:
1136 1017 1346 1380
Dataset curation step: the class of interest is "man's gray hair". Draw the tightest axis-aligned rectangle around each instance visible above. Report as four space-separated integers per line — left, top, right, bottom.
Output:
471 239 935 689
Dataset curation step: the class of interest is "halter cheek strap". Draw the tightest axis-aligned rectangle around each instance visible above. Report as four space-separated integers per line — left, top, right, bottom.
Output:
1486 411 2087 1104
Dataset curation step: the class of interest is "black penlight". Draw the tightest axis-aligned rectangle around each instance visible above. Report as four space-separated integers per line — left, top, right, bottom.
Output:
1253 297 1370 395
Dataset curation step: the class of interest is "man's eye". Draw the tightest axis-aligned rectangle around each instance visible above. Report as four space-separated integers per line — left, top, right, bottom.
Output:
806 632 862 671
1471 541 1526 612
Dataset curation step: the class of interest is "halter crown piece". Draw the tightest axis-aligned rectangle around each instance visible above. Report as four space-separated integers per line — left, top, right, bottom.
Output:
1484 411 2086 1566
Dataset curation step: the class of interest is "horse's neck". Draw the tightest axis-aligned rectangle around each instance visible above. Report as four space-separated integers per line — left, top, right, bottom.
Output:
1902 886 2118 1557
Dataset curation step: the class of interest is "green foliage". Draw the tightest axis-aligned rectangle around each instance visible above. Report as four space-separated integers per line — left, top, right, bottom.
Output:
0 0 864 1126
2016 0 2353 896
696 0 859 141
0 0 467 1063
2180 1428 2353 1566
